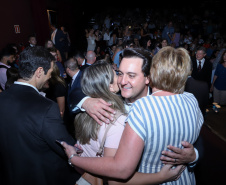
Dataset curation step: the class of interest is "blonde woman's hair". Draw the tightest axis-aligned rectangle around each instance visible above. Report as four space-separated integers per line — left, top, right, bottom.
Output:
150 46 191 94
75 60 126 144
49 63 66 87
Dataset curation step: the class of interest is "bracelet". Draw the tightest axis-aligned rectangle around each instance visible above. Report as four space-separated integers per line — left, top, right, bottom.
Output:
68 154 78 167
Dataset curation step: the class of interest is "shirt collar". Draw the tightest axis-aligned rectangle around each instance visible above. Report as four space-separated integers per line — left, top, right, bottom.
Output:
14 81 39 93
72 70 80 80
0 62 10 68
197 58 205 63
82 59 86 66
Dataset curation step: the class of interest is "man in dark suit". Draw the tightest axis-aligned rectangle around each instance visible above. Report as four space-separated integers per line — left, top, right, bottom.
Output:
51 24 67 61
68 50 96 113
185 76 209 118
184 75 209 166
0 46 79 185
191 46 213 88
65 57 82 95
64 57 84 112
73 50 86 69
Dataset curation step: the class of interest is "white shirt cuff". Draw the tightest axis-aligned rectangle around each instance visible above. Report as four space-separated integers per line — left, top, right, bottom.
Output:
72 96 90 112
188 147 199 167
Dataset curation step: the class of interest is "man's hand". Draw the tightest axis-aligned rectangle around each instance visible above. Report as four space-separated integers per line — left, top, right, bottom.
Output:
160 141 196 165
82 98 116 125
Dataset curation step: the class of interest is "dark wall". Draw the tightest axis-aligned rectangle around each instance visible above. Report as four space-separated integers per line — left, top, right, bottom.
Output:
0 0 50 50
52 1 91 53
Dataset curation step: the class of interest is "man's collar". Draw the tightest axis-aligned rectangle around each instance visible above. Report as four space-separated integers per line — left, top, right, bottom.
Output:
14 81 39 93
72 70 80 80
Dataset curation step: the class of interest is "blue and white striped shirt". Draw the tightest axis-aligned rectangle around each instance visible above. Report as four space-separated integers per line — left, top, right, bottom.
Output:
126 92 203 185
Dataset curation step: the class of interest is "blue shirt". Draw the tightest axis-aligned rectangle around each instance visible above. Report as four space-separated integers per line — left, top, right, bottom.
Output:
162 26 174 44
113 50 123 68
56 61 65 77
214 63 226 90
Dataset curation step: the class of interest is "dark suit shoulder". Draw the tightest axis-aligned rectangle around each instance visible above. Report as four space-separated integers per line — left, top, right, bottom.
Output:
79 64 90 71
1 84 57 109
185 77 208 91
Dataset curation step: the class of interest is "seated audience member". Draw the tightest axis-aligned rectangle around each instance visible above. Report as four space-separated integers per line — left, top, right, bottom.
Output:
60 47 203 185
27 34 37 48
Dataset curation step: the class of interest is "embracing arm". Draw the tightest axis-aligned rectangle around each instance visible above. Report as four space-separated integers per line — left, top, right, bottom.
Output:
160 141 197 165
108 166 184 185
68 87 115 124
62 124 184 182
62 123 143 179
81 97 116 125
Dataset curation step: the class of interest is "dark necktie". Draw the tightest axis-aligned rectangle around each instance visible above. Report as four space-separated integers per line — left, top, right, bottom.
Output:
69 79 73 88
198 61 202 72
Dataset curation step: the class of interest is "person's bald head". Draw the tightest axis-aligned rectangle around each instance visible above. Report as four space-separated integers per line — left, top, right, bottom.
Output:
86 50 96 65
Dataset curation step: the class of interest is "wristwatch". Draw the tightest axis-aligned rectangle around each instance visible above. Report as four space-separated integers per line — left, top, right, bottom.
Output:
68 153 78 167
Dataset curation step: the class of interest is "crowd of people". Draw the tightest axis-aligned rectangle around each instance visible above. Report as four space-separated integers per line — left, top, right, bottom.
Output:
0 6 225 185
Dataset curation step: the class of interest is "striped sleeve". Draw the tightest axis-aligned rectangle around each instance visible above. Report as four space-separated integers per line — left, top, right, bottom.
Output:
126 101 146 141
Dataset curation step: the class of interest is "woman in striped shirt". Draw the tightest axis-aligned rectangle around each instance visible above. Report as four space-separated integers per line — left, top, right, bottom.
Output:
126 46 203 184
61 46 203 185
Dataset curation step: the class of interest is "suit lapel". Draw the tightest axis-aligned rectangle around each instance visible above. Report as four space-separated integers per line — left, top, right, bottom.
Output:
68 71 82 94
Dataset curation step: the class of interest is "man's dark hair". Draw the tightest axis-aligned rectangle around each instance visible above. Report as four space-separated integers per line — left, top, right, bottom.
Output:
51 24 57 29
18 46 54 80
28 34 36 40
196 46 206 54
121 48 152 77
73 50 85 59
0 47 16 60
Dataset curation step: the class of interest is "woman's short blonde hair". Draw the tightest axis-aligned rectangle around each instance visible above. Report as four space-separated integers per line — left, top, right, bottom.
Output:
150 46 191 94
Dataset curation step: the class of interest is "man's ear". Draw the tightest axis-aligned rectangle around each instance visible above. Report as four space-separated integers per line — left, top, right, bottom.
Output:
35 67 44 78
145 75 150 85
65 67 70 74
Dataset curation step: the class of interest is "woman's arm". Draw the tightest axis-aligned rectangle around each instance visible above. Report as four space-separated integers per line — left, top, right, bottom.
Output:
104 148 184 185
56 96 65 118
62 124 184 184
108 165 185 185
62 123 144 179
